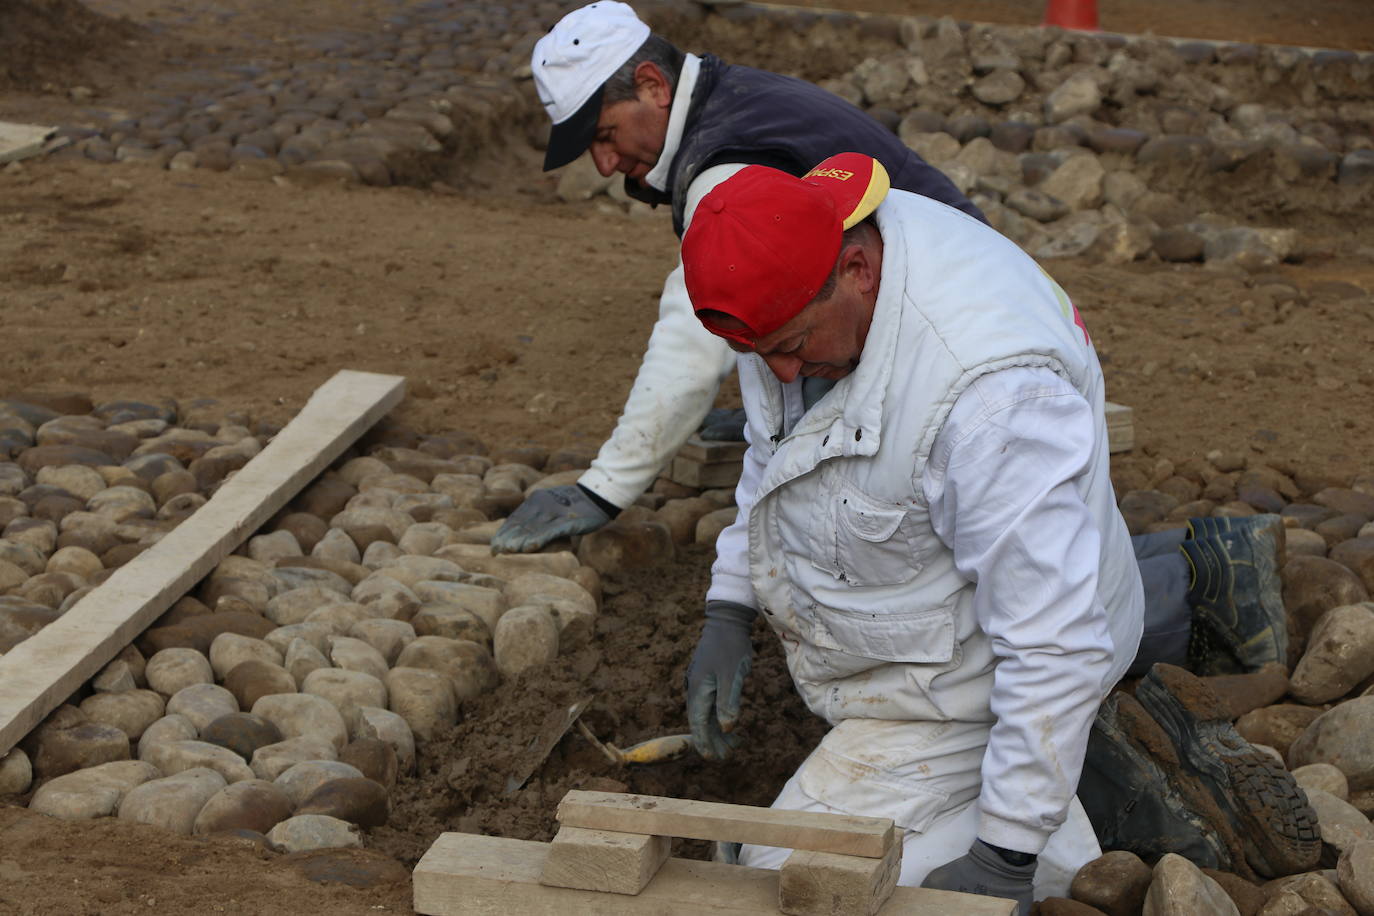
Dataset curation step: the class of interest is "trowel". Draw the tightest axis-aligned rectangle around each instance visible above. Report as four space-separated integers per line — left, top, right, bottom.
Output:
576 720 695 765
503 697 593 795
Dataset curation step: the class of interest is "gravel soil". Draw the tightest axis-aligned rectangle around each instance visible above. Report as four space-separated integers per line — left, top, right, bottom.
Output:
0 0 1372 912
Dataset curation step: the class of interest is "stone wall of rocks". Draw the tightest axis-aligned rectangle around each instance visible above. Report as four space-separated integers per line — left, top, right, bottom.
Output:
45 0 560 187
579 4 1374 268
0 390 735 852
800 15 1374 267
35 0 1374 268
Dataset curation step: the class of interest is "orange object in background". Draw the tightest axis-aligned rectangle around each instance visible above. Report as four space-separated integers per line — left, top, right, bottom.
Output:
1043 0 1099 30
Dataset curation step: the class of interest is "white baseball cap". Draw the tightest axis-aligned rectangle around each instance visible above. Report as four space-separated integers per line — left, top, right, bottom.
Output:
532 1 651 171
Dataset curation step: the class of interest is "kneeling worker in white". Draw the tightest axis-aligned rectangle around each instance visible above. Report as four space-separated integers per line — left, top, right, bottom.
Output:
679 152 1146 914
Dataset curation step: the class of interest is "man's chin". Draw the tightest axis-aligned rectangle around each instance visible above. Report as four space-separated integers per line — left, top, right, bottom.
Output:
804 366 853 381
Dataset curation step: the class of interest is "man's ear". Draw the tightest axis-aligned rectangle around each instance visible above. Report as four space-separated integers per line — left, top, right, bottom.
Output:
634 61 673 108
841 241 880 294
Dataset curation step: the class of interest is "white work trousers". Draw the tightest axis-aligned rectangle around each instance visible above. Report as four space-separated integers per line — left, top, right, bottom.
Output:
737 719 1101 900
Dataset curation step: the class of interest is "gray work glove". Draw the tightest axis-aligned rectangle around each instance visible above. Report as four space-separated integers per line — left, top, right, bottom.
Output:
490 484 612 554
921 840 1036 916
685 600 757 760
699 407 747 442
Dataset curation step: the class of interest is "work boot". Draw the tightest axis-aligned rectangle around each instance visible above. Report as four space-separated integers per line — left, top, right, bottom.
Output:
1134 663 1321 879
1080 692 1242 875
1181 514 1287 674
1186 514 1286 565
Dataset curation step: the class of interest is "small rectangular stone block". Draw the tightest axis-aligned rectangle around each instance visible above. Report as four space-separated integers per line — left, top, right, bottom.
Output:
1106 401 1133 453
669 456 742 489
779 841 903 916
677 435 748 464
540 825 671 896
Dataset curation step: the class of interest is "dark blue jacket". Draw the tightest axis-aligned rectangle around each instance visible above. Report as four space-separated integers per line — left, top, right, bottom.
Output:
628 54 985 236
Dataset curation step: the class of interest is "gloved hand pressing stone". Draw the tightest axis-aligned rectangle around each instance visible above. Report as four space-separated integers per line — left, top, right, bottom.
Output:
685 599 757 760
921 839 1036 916
490 484 613 554
699 407 748 442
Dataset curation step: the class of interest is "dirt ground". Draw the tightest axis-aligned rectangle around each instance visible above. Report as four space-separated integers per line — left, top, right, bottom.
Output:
1 0 1373 912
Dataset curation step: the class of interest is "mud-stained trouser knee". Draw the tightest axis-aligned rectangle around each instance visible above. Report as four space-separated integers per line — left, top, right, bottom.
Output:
737 718 1100 900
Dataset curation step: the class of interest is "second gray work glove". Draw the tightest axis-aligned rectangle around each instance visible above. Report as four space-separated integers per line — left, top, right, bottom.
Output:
921 839 1036 916
685 600 757 760
699 407 748 442
490 484 612 554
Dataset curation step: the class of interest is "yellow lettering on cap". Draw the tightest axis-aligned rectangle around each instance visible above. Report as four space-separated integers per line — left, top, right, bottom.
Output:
804 167 855 181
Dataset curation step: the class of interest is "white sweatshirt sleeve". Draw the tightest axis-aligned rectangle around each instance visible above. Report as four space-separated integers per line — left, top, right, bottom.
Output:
704 359 768 608
577 164 750 509
923 367 1116 855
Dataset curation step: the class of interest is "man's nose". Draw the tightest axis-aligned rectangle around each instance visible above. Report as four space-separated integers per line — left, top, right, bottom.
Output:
590 142 619 177
762 353 803 384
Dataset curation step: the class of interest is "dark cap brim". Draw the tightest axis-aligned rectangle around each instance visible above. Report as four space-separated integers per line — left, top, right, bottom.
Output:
543 85 604 171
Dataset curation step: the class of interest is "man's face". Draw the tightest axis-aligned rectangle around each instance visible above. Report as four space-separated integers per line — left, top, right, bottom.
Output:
728 296 867 384
588 64 672 181
709 236 882 385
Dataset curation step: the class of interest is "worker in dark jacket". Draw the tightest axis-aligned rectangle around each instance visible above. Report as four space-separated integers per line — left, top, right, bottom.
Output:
494 0 981 554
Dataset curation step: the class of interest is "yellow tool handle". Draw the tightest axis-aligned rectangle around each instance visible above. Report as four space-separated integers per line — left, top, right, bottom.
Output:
615 733 694 764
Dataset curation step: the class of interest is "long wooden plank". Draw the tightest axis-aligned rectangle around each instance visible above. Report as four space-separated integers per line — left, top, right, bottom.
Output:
0 121 54 165
414 833 1012 916
0 369 406 755
558 791 896 858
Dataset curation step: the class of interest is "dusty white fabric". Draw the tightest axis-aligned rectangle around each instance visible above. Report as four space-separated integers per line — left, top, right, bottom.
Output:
644 53 700 193
705 189 1144 854
576 161 744 508
923 366 1124 850
737 730 1102 899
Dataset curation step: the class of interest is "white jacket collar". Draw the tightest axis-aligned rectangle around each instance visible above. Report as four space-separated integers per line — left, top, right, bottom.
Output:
644 53 700 193
788 198 905 458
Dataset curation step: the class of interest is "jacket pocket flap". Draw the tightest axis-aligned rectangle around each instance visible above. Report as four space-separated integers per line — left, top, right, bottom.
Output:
837 489 906 542
815 603 956 665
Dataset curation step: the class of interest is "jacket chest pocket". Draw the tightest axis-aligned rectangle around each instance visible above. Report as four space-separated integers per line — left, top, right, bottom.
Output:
811 479 929 587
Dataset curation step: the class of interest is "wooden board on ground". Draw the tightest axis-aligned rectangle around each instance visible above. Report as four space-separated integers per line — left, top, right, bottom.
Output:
1106 401 1133 453
414 832 1014 916
0 369 406 756
557 791 895 859
0 122 55 165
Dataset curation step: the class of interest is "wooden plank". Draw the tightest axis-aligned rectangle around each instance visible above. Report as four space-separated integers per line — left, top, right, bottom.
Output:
0 370 405 756
540 826 671 895
779 843 902 916
557 791 895 859
1106 401 1134 454
0 122 55 165
414 833 1014 916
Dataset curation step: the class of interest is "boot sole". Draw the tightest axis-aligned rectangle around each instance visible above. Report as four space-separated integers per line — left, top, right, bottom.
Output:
1088 693 1237 872
1136 664 1321 878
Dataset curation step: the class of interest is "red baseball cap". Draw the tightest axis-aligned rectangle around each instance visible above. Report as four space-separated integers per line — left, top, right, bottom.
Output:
683 152 890 347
